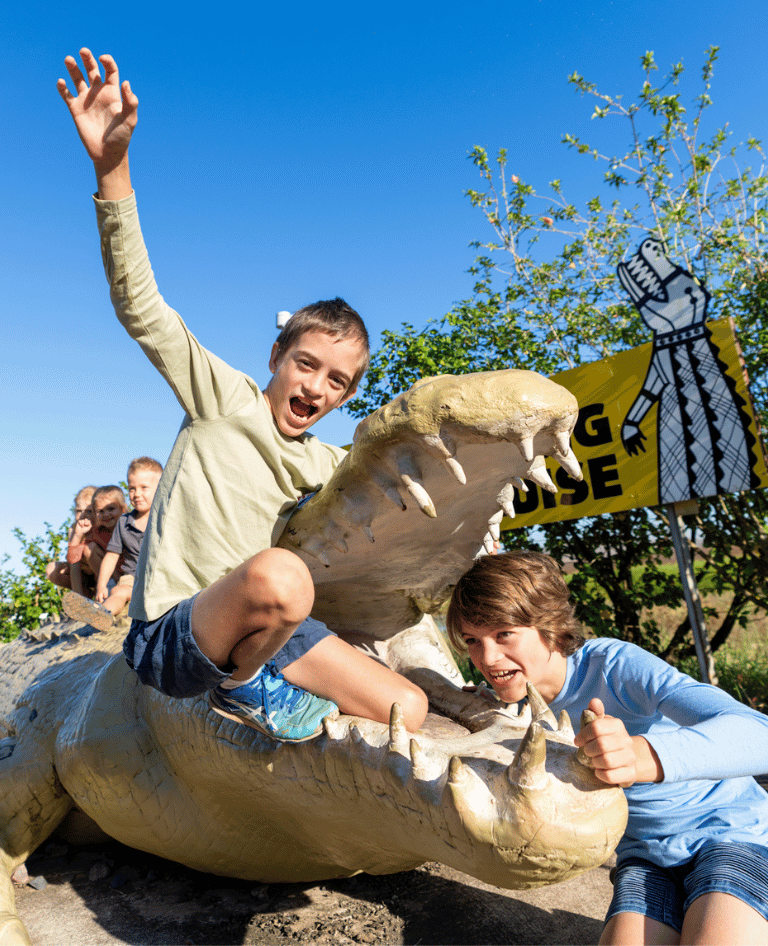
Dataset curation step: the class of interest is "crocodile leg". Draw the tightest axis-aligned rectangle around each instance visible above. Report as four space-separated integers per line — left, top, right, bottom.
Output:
0 733 73 945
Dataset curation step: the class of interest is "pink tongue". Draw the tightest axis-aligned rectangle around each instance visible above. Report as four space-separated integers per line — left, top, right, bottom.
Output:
291 398 312 418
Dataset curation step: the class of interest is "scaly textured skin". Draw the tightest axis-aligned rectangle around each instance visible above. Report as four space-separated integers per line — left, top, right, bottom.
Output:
0 371 627 945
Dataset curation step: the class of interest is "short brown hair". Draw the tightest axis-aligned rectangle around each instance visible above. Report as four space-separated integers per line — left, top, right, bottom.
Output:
91 485 127 509
274 298 370 389
446 551 584 657
127 456 163 477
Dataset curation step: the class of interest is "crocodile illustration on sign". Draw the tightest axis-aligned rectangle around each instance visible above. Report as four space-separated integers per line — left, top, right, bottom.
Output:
618 237 761 504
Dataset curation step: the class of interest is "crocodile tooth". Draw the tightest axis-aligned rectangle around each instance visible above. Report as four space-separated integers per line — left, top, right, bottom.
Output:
526 465 557 494
507 721 547 789
576 707 599 767
388 702 409 754
554 430 571 456
500 499 516 520
402 477 437 518
372 472 407 511
518 435 535 463
512 476 528 492
556 446 583 481
558 709 575 739
581 707 598 728
409 739 430 781
349 723 369 751
339 495 377 542
396 454 437 518
447 755 469 785
446 759 495 847
299 537 331 567
322 715 346 740
487 509 503 541
422 432 467 485
497 482 516 520
526 682 558 730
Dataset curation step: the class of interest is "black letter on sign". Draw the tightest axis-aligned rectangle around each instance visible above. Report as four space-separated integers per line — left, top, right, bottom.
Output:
555 467 589 506
514 485 540 515
588 454 623 500
575 404 613 447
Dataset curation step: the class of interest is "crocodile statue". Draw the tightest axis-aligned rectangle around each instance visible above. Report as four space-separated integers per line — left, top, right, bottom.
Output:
0 370 628 945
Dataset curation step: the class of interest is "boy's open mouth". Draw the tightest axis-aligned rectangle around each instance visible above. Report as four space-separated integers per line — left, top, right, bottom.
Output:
290 397 318 420
487 668 520 683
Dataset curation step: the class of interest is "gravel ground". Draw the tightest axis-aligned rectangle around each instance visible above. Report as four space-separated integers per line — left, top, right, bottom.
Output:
15 837 615 946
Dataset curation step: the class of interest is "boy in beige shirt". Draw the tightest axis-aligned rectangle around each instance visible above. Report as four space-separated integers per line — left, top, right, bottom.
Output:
57 49 427 743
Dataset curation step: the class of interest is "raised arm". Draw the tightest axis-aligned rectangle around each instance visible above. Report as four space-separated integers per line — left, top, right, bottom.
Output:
56 48 138 200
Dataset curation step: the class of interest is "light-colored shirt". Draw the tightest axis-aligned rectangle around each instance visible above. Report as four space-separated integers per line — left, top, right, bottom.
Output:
95 193 347 621
548 637 768 867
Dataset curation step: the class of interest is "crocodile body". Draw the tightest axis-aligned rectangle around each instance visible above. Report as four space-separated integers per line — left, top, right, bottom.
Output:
0 371 628 944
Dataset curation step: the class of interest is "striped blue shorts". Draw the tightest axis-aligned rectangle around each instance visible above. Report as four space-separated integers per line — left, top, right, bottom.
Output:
607 841 768 933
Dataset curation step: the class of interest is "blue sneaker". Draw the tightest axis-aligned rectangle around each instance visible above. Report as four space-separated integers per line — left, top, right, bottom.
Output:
208 663 338 742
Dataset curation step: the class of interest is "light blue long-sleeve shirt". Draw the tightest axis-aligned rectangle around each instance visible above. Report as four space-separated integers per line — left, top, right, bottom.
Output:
548 638 768 867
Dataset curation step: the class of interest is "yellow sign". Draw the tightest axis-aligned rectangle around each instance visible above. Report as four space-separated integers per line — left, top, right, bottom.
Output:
509 318 768 528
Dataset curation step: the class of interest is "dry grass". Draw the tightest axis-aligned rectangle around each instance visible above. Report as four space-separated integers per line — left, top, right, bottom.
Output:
642 592 768 712
644 592 768 648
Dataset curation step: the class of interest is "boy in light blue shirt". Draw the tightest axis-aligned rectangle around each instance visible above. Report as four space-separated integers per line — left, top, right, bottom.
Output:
447 551 768 945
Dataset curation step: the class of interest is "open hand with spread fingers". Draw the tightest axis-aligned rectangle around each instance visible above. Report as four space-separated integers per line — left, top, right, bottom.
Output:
56 48 138 181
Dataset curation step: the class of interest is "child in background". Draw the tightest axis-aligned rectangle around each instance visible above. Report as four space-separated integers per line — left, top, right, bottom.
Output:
447 551 768 946
45 485 97 596
62 485 127 623
64 459 163 629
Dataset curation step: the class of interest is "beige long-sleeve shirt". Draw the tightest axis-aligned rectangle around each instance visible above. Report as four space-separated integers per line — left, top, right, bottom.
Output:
95 193 347 622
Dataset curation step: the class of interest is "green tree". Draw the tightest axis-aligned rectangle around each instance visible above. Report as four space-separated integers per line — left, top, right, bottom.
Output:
348 47 768 660
0 523 68 642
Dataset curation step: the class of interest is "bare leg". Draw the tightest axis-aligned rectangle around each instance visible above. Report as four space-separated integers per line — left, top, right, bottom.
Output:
282 636 428 732
69 562 84 596
600 912 679 945
191 548 314 681
82 543 106 579
45 561 72 590
101 583 132 618
681 892 768 945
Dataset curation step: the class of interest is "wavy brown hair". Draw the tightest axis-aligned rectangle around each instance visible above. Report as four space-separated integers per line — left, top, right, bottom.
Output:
446 551 584 657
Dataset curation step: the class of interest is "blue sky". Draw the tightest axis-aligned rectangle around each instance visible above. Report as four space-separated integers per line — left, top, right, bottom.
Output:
3 0 767 571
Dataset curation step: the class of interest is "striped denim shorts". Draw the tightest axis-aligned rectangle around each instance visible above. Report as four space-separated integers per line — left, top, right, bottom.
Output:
606 841 768 933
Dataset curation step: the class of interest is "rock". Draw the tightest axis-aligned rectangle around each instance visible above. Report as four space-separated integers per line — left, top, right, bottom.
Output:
88 861 111 883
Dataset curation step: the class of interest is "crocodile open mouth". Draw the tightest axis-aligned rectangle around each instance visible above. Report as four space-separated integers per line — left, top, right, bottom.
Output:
623 245 666 301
